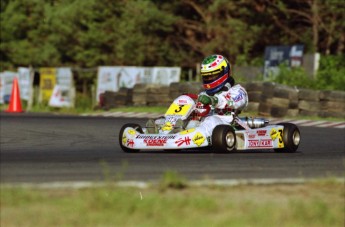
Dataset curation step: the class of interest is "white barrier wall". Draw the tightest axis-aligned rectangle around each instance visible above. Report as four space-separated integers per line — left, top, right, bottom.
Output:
96 66 181 103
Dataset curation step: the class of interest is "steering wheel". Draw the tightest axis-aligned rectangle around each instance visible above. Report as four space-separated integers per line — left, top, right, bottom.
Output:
195 102 211 117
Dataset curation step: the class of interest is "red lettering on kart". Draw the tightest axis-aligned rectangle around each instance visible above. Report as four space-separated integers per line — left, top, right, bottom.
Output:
248 134 256 139
249 140 259 147
175 137 191 147
249 139 273 148
260 139 272 147
257 130 267 136
127 139 134 148
144 139 167 146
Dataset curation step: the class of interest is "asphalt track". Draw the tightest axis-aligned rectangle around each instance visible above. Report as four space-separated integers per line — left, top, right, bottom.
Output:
1 113 344 183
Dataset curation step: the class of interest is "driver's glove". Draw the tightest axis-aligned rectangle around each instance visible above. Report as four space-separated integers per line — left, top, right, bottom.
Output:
198 94 218 106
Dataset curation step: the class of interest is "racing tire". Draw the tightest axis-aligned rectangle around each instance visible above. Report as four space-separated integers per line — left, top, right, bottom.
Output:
212 125 237 153
274 123 301 153
119 123 143 153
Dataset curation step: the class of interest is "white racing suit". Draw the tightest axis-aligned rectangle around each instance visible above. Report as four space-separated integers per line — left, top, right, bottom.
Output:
197 83 248 137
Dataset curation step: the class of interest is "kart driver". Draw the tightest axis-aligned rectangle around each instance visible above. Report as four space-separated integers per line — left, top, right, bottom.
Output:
196 54 248 137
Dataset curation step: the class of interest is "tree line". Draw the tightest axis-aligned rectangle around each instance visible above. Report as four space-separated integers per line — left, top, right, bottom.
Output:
1 0 344 71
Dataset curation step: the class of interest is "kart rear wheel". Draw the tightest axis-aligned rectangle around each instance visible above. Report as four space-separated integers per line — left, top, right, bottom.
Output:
212 125 237 152
274 123 301 153
119 123 143 153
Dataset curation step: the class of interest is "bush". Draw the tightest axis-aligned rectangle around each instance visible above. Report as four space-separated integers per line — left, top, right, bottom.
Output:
315 55 345 91
269 55 345 91
270 65 314 89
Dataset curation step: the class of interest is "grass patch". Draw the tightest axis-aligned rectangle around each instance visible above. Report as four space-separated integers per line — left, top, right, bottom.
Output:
1 181 344 227
159 170 188 190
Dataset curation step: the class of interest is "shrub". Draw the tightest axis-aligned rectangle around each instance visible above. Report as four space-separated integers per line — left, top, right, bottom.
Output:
269 55 344 91
315 55 345 91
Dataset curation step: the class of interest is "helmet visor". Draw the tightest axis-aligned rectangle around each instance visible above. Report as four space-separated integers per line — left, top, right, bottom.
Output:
201 70 222 83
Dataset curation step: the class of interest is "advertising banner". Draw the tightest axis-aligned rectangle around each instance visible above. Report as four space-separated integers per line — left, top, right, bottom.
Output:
49 67 74 108
39 67 56 102
0 68 33 104
96 66 181 103
96 67 119 102
151 67 181 85
117 67 143 88
0 71 16 104
263 45 304 79
18 67 33 101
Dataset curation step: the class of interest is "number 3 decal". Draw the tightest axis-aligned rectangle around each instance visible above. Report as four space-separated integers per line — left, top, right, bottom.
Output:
175 105 184 113
278 129 284 148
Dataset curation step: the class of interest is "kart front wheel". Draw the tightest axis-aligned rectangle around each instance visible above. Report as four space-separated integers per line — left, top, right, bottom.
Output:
119 123 143 153
274 123 301 153
212 125 237 152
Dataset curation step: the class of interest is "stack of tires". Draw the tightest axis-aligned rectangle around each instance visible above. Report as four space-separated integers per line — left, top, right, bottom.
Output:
258 82 275 116
132 84 147 106
100 88 132 110
169 82 180 101
146 85 171 106
270 85 299 118
318 90 345 118
298 88 320 117
245 82 263 112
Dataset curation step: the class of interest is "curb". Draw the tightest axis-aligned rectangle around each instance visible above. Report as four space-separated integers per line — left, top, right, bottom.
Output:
81 112 345 129
2 177 344 189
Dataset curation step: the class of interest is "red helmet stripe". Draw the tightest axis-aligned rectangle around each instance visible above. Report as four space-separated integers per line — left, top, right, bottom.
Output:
203 74 228 90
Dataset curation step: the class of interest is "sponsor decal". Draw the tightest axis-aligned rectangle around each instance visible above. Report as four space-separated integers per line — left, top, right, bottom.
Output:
180 128 196 135
126 139 134 148
257 130 267 136
248 139 273 148
270 128 278 140
162 121 173 131
144 139 167 146
122 135 127 145
178 99 188 104
193 132 205 146
127 129 136 135
136 135 177 140
175 137 191 147
233 91 244 102
248 134 256 139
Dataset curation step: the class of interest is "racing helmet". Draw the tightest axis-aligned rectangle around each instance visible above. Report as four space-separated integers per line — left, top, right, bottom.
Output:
200 54 234 95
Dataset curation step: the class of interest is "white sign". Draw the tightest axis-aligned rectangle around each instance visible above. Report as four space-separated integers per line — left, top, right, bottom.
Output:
18 67 33 101
49 85 73 107
56 67 73 89
0 71 16 104
96 67 119 102
96 66 181 103
47 67 74 108
151 67 181 85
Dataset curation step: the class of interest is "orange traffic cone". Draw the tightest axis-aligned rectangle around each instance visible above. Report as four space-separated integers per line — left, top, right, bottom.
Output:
6 77 23 113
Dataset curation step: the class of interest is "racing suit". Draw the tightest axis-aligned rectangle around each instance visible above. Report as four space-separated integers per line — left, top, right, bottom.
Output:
197 83 248 137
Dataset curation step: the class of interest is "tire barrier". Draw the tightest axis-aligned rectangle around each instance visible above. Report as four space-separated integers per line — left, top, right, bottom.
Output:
98 82 345 119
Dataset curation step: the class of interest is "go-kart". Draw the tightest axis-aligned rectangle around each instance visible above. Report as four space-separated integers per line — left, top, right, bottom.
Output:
119 94 301 153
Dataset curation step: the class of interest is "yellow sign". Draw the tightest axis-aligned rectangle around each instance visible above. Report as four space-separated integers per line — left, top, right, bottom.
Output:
193 132 205 146
39 68 56 102
270 128 278 140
